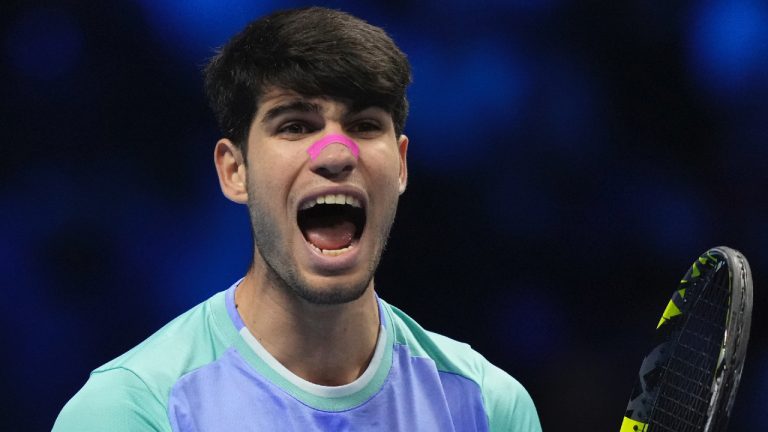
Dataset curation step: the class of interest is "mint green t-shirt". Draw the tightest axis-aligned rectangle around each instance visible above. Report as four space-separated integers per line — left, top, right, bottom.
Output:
54 283 541 431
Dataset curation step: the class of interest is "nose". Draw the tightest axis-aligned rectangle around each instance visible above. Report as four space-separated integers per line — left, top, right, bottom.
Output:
307 134 359 178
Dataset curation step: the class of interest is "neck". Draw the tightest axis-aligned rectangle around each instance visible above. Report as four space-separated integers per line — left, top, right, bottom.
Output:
235 266 380 386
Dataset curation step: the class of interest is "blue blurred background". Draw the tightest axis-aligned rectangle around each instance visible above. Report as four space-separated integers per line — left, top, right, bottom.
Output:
2 0 766 430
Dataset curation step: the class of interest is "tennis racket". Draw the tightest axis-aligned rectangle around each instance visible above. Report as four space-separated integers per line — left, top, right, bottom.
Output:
619 246 753 432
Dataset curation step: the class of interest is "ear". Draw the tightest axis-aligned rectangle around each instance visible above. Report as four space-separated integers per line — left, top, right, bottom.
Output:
214 138 248 204
397 134 409 194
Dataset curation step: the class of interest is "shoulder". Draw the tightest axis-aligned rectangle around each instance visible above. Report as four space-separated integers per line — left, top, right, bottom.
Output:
381 300 542 432
478 362 542 432
102 290 235 384
53 367 168 431
54 290 236 431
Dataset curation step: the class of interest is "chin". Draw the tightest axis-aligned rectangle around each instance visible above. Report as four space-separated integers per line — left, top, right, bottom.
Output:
289 275 372 305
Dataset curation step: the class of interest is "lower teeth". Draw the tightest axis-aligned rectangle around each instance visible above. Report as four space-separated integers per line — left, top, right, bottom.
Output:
309 243 353 256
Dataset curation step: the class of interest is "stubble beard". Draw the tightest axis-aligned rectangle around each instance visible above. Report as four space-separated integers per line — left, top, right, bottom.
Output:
246 194 396 306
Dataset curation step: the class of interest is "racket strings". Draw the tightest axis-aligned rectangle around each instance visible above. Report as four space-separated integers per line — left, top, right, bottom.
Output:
648 262 730 431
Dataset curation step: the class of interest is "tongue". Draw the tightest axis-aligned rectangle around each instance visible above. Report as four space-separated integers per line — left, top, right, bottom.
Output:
305 221 356 250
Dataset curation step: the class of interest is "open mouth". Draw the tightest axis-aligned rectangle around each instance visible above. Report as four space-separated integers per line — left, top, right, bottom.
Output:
297 194 366 256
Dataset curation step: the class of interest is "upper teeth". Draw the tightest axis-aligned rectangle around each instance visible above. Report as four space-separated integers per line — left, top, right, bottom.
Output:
300 194 362 210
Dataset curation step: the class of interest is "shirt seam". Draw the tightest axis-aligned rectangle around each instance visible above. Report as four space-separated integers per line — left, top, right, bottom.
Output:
91 366 167 410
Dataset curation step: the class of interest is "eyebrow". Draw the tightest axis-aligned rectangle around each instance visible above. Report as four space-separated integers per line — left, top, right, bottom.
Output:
260 100 322 124
259 99 387 126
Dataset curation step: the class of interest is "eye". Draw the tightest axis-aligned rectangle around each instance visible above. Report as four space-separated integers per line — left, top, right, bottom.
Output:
348 120 382 137
276 121 316 137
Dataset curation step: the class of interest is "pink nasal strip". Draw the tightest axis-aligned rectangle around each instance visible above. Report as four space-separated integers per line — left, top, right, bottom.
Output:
306 134 360 160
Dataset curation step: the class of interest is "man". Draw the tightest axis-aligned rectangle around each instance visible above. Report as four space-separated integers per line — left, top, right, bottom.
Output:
53 7 541 431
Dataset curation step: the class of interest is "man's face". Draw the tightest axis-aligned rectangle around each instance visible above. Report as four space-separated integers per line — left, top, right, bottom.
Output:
243 88 408 304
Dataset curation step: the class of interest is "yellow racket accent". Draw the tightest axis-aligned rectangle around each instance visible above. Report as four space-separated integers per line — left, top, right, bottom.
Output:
691 262 701 278
620 416 648 431
657 288 686 329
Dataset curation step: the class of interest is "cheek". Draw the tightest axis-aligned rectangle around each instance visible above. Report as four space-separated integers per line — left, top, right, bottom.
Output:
248 149 304 189
366 153 405 196
364 142 401 168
